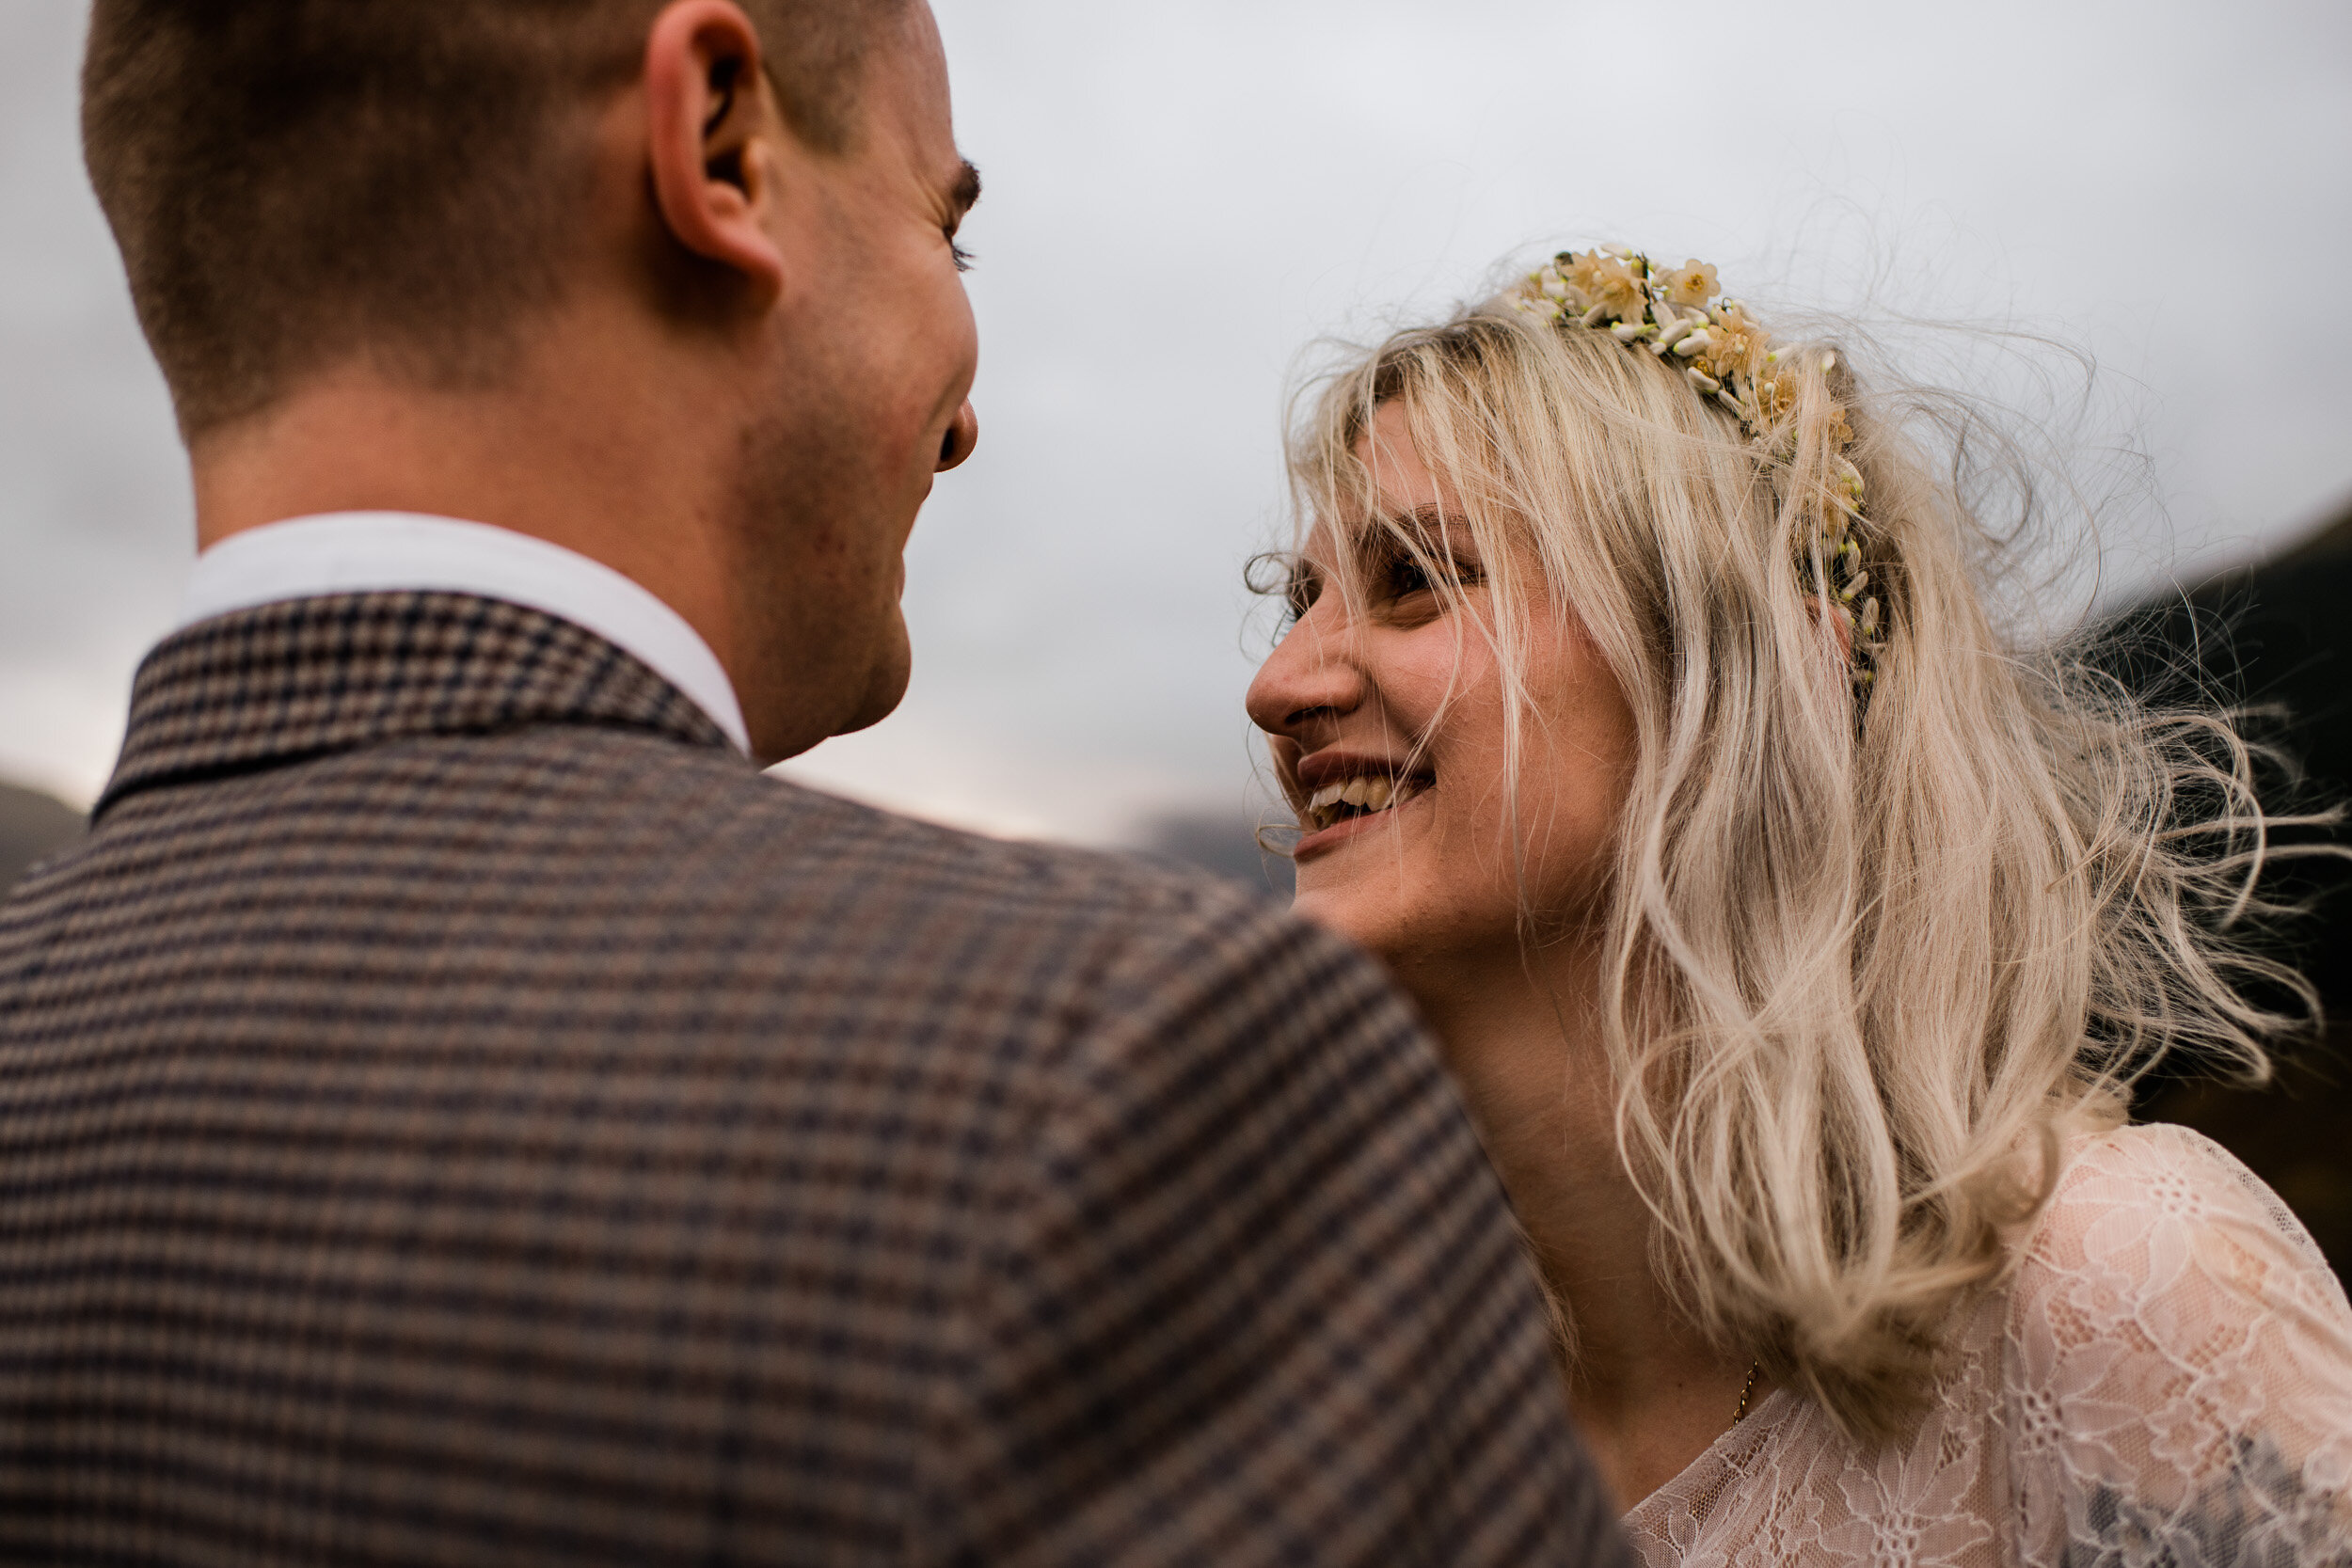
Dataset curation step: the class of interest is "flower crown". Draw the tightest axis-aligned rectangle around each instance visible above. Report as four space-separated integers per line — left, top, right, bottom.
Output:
1512 246 1883 684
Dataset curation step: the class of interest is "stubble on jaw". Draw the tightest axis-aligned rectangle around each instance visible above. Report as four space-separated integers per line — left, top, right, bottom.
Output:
710 7 970 764
721 366 914 762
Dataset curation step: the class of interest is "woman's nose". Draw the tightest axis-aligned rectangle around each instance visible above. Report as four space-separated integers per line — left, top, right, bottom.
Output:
936 401 978 471
1246 600 1367 743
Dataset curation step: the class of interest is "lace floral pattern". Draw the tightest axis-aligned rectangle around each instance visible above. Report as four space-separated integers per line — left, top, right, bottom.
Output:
1622 1125 2352 1567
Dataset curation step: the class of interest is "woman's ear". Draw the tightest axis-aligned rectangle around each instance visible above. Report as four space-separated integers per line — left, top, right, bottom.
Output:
642 0 787 299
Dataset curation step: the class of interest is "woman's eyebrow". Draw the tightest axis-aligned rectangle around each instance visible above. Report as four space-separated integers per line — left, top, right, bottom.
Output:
1369 502 1457 533
1376 502 1472 554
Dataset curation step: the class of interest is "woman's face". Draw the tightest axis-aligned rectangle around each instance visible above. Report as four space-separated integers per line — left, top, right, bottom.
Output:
1246 402 1639 977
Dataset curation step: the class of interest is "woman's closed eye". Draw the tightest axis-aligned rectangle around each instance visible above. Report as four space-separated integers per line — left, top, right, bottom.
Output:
1380 549 1438 606
1368 532 1482 623
1251 528 1482 636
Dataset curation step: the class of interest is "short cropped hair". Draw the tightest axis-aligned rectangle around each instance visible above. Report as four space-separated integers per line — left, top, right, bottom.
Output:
83 0 912 437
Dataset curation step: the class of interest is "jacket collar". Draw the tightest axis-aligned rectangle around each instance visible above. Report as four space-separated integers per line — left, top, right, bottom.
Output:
98 591 737 819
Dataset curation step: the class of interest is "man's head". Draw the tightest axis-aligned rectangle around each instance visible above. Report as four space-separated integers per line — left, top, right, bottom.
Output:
82 0 982 761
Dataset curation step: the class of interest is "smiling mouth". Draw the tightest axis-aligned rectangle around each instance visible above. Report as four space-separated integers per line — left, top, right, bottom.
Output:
1300 773 1432 834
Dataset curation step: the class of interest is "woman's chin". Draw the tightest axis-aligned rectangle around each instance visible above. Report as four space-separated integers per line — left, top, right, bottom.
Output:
1288 854 1420 964
1288 890 1399 971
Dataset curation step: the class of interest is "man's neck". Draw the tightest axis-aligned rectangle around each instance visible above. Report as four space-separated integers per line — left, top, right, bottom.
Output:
190 333 742 684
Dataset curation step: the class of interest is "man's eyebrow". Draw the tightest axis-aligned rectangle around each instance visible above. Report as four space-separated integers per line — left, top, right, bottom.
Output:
949 160 982 217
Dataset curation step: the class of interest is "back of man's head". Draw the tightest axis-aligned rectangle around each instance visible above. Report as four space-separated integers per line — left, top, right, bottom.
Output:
83 0 908 439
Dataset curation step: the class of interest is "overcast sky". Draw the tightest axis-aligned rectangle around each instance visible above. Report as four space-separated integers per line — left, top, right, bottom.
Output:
4 0 2348 844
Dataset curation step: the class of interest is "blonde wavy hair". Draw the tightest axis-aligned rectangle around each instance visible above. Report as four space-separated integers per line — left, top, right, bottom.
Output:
1279 285 2322 1440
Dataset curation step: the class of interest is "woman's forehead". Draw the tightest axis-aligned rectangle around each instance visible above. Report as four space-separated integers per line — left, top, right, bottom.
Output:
1352 402 1448 508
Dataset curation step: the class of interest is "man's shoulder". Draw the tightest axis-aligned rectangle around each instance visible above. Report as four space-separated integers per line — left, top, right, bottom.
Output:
46 718 1327 1041
530 729 1402 1102
19 716 1383 1137
286 719 1322 1030
586 729 1278 942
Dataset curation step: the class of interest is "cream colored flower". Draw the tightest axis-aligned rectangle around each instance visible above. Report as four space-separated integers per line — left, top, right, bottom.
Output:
1827 408 1855 449
1564 252 1645 324
1517 264 1588 322
1588 256 1648 324
1698 303 1768 384
1565 252 1611 302
1662 260 1718 308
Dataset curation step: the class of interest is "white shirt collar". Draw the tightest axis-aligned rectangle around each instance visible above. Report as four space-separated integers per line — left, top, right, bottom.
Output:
175 512 751 755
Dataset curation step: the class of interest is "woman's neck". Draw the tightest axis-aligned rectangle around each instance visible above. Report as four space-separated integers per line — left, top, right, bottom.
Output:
1398 937 1762 1509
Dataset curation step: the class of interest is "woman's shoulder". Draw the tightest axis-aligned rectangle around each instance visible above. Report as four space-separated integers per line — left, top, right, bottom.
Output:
1989 1124 2352 1561
2027 1119 2327 1270
2008 1118 2345 1334
2002 1117 2352 1469
2026 1120 2333 1281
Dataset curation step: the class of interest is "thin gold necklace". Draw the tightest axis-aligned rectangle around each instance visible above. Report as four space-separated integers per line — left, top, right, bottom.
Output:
1732 1358 1761 1425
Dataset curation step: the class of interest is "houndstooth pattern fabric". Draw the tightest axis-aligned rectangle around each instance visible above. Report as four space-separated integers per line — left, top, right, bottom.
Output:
0 592 1628 1567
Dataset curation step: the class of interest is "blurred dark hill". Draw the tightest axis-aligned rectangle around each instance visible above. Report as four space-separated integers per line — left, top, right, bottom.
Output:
1134 810 1295 900
2100 496 2352 1276
1 780 83 894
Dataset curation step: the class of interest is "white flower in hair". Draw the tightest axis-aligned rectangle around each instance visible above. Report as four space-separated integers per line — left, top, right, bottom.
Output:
1574 251 1646 324
1697 303 1768 384
1661 260 1718 308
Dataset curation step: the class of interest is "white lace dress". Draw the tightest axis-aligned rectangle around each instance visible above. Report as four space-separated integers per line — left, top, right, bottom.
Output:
1622 1124 2352 1567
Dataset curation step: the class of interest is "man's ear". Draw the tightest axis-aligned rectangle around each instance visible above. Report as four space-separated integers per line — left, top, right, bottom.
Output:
644 0 787 299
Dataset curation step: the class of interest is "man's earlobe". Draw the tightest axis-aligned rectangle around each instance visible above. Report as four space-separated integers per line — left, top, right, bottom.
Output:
644 0 787 299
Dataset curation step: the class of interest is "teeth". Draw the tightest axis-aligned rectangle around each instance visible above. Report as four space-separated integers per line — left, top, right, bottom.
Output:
1301 774 1420 830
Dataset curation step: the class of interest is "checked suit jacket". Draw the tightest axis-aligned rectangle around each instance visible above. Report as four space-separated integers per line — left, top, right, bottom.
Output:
0 591 1629 1566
